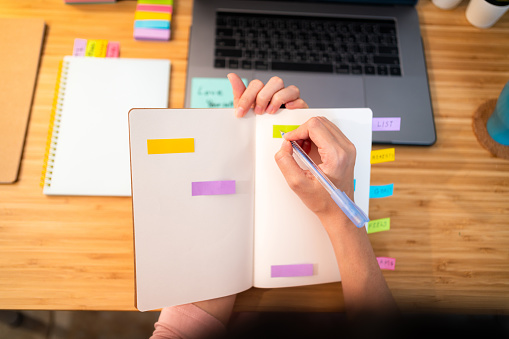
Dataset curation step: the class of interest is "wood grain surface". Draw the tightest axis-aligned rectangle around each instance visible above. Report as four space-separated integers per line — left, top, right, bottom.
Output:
0 0 508 313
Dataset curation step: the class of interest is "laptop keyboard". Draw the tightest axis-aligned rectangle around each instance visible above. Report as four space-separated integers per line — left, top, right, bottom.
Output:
214 11 401 76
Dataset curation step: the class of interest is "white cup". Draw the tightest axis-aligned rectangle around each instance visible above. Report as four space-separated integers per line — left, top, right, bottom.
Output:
466 0 509 28
432 0 463 10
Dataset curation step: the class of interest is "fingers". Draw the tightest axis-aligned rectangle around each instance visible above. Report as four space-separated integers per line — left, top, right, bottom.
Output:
227 74 308 117
274 139 308 192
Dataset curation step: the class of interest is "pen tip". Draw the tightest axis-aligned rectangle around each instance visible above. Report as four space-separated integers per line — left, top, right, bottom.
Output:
280 131 285 137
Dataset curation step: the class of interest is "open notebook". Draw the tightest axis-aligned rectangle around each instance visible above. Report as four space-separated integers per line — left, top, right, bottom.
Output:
129 108 372 311
42 56 170 196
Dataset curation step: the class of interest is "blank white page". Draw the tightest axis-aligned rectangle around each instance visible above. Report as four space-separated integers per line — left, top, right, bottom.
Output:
44 56 170 196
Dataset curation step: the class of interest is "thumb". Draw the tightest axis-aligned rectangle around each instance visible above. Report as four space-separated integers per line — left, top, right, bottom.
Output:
274 140 307 191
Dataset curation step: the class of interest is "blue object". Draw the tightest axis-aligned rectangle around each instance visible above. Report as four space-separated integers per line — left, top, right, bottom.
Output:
281 132 369 228
134 20 170 30
487 81 509 146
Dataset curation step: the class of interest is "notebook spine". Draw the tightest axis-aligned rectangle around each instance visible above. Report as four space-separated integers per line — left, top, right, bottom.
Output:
41 60 69 189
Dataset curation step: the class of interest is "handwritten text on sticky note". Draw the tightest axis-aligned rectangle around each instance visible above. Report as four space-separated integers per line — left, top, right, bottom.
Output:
377 257 396 270
371 148 395 164
367 218 391 234
373 118 401 131
191 77 247 108
370 184 394 198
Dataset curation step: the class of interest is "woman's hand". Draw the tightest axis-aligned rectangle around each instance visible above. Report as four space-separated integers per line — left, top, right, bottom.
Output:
274 116 357 222
228 73 308 117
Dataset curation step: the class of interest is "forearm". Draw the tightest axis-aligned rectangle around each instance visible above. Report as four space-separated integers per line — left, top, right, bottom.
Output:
320 212 398 317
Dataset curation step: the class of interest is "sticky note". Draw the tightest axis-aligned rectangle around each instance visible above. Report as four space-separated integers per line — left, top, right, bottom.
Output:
192 180 236 196
372 117 401 131
134 20 171 29
369 184 394 198
85 40 97 56
371 148 395 164
271 264 314 277
106 41 120 58
191 77 248 108
367 218 391 234
73 38 87 56
136 4 173 13
273 125 300 138
134 28 171 41
138 0 173 4
377 257 396 270
147 138 194 154
135 11 171 21
93 40 108 57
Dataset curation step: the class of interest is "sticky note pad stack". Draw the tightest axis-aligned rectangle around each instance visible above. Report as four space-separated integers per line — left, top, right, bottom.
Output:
134 0 173 41
64 0 116 3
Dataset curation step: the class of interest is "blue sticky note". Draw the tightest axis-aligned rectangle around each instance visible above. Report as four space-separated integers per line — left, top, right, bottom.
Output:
134 20 171 29
369 184 394 198
190 77 248 108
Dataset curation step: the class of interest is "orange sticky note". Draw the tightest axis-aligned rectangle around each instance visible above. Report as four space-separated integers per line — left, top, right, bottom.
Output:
147 138 194 154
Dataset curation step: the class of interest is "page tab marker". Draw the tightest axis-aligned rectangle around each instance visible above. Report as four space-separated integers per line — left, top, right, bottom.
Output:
373 118 401 131
147 138 194 154
367 218 391 234
271 264 314 277
377 257 396 270
371 148 395 164
370 184 394 198
273 125 300 138
192 180 236 196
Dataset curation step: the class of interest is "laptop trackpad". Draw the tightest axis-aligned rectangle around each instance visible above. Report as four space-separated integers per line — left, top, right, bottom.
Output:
253 72 365 108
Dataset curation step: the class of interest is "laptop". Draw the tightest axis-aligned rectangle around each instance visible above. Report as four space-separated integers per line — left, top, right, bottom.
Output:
185 0 436 145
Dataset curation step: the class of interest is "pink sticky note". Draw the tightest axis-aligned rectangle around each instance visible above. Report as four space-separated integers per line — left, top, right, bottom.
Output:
192 181 236 196
134 28 170 41
73 38 87 56
377 257 396 270
106 41 120 57
373 117 401 131
271 264 314 277
136 4 173 13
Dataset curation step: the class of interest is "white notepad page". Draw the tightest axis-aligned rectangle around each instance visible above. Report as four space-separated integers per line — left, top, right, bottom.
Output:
43 56 170 196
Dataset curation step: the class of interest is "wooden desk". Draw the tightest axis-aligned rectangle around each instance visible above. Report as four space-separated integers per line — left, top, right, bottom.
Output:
0 0 508 313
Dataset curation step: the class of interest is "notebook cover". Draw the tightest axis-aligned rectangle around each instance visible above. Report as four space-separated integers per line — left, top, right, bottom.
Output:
0 18 45 183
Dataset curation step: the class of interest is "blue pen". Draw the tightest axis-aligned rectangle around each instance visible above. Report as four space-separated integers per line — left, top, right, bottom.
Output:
281 131 369 228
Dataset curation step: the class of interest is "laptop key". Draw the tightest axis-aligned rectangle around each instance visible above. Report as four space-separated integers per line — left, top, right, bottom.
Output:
228 59 239 69
255 61 269 70
216 39 236 47
214 59 226 68
216 49 242 58
389 66 401 76
336 64 350 74
378 45 399 55
377 65 388 76
241 60 253 70
351 65 363 75
373 55 399 65
364 65 376 75
216 28 233 37
272 62 333 73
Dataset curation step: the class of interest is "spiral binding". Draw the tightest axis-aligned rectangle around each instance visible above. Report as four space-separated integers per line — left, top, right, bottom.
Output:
41 60 69 188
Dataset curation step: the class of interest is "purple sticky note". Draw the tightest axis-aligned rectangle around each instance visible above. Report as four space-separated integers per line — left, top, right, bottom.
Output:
271 264 314 278
372 117 401 131
376 257 396 270
73 38 87 56
192 180 236 196
134 28 171 41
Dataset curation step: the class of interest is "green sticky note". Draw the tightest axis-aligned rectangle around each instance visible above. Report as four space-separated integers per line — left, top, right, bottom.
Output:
191 77 247 109
273 125 300 138
367 218 391 234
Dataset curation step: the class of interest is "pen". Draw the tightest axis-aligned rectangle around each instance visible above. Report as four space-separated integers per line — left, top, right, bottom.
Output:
281 131 369 228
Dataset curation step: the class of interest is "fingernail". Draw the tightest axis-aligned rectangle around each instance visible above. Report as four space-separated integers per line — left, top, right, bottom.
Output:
267 104 274 114
255 105 262 115
235 106 245 117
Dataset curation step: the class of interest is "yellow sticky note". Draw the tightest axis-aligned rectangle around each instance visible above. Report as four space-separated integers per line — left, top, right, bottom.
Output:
273 125 300 138
85 40 97 57
367 218 391 234
147 138 194 155
371 148 395 164
93 40 108 57
135 11 171 21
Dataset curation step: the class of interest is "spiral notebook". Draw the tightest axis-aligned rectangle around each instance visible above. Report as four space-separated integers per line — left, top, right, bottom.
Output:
41 56 170 196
